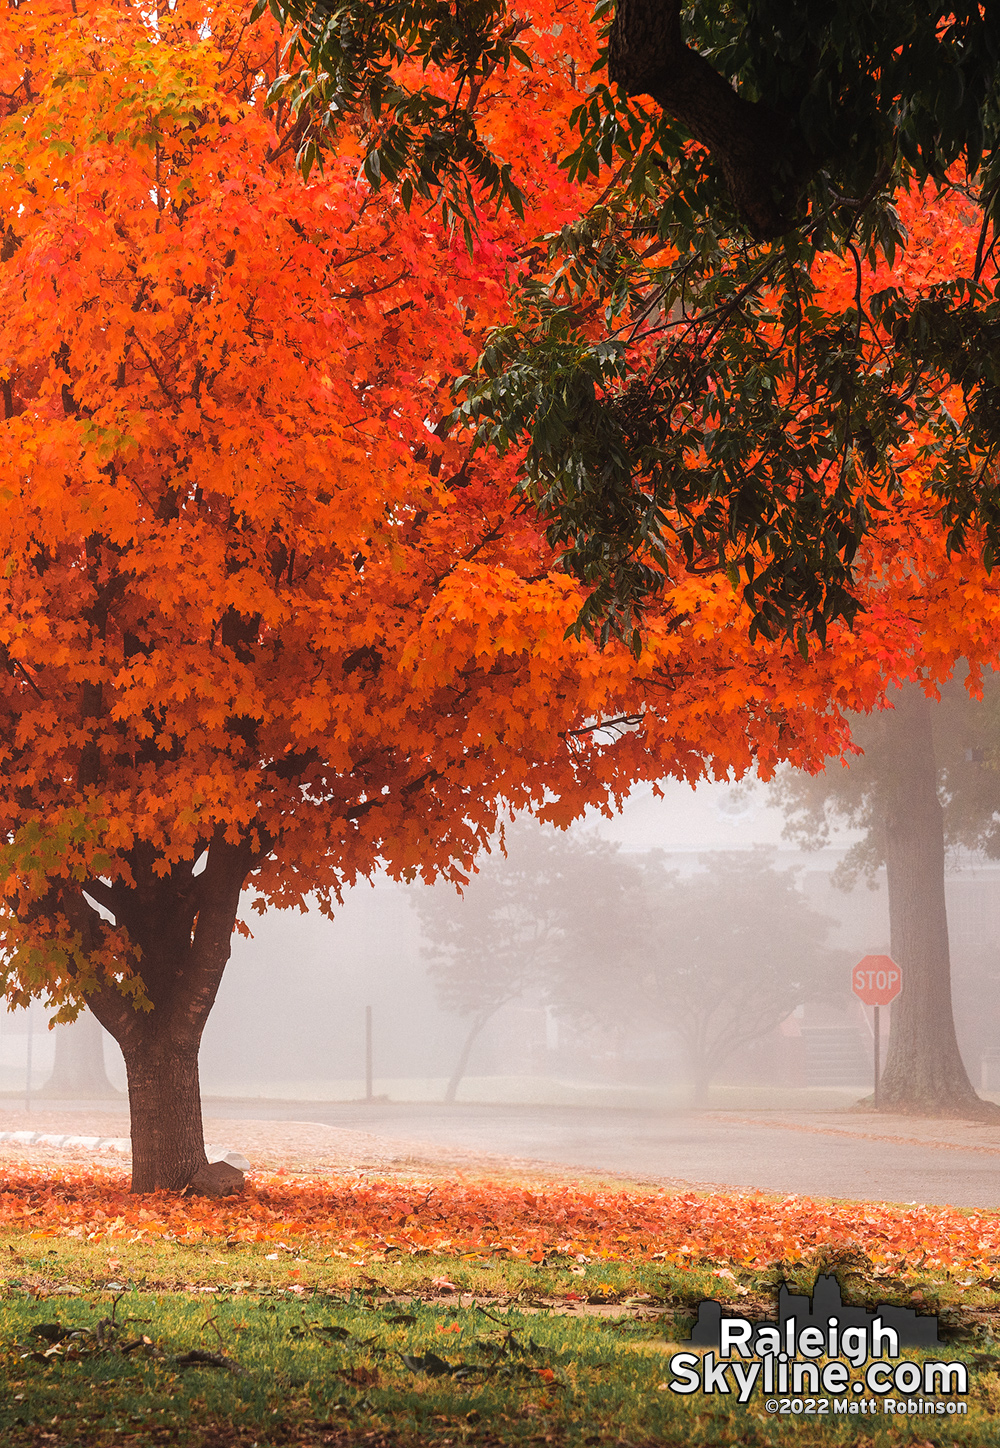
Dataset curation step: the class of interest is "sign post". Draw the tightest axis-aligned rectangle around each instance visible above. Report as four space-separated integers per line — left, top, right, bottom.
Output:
851 955 903 1108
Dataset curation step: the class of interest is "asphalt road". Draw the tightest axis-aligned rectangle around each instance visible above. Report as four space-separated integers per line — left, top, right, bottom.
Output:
210 1100 1000 1210
22 1098 1000 1209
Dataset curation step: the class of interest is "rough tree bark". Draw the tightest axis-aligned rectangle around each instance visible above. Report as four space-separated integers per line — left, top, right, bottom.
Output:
876 684 987 1115
78 829 254 1192
608 0 802 238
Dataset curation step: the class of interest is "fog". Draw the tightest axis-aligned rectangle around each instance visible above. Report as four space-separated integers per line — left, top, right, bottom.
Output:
5 770 1000 1207
6 772 997 1112
1 776 1000 1112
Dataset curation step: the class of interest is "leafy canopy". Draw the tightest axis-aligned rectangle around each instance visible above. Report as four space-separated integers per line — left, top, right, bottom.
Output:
0 0 891 1024
552 848 844 1092
259 0 1000 650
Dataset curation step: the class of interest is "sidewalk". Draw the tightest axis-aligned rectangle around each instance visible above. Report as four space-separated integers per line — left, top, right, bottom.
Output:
3 1104 1000 1203
706 1109 1000 1156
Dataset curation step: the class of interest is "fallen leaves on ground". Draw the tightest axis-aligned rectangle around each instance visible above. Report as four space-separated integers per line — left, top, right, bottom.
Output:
0 1162 997 1274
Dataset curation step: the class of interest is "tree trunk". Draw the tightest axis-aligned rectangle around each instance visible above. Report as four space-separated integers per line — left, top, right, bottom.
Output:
445 1012 491 1104
608 0 801 238
121 1029 208 1192
78 829 252 1191
38 1010 120 1099
877 684 985 1115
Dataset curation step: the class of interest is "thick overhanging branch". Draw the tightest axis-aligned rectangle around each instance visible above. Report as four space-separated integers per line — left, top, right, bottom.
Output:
608 0 799 238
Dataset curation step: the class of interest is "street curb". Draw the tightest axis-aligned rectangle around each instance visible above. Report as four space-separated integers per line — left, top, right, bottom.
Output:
0 1130 251 1170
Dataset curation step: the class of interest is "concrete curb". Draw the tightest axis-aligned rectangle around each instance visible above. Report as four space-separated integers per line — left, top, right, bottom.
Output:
0 1131 250 1170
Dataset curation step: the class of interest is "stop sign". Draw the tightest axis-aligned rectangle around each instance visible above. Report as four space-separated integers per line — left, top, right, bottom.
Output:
852 954 903 1006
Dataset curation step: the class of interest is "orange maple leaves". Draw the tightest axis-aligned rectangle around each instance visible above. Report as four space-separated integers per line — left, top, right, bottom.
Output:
0 0 628 1003
1 1163 994 1277
0 0 913 1024
0 0 997 1040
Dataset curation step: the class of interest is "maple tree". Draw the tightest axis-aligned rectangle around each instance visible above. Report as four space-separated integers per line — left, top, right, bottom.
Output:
0 0 902 1195
4 0 1000 1204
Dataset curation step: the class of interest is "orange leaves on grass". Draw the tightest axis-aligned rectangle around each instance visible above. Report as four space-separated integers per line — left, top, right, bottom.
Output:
0 1164 996 1274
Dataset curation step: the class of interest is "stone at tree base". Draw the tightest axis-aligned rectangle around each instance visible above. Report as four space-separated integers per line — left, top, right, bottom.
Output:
205 1145 252 1171
185 1159 245 1197
217 1149 251 1171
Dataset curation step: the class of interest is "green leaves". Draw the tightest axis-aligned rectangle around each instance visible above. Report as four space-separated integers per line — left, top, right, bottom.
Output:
529 2 1000 646
457 223 918 648
257 0 1000 647
255 0 531 232
870 278 1000 563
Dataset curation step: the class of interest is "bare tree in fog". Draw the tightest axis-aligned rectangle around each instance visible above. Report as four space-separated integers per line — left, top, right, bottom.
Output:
774 675 1000 1116
554 850 844 1105
414 822 640 1101
418 827 841 1106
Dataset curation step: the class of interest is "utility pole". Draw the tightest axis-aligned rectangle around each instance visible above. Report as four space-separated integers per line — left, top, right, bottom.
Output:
25 1001 33 1113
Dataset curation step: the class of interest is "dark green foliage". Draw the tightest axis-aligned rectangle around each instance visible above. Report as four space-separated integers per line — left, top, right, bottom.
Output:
455 233 913 652
461 13 1000 646
257 0 1000 649
251 0 527 245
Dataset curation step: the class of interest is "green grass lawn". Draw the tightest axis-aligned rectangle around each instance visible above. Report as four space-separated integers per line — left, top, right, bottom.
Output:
0 1284 988 1447
0 1225 997 1445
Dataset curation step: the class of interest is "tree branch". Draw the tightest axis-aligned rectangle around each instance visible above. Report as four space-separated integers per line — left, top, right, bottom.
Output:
561 713 644 739
609 0 798 238
81 877 119 914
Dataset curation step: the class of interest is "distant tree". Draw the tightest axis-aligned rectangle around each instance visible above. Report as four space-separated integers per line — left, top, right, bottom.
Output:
413 823 641 1101
39 1016 119 1101
555 850 845 1105
773 677 1000 1116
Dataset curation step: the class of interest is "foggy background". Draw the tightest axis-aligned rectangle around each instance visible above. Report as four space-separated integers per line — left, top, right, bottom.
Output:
3 774 998 1107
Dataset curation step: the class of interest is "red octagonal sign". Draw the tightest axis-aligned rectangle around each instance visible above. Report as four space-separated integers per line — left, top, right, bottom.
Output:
852 954 903 1006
